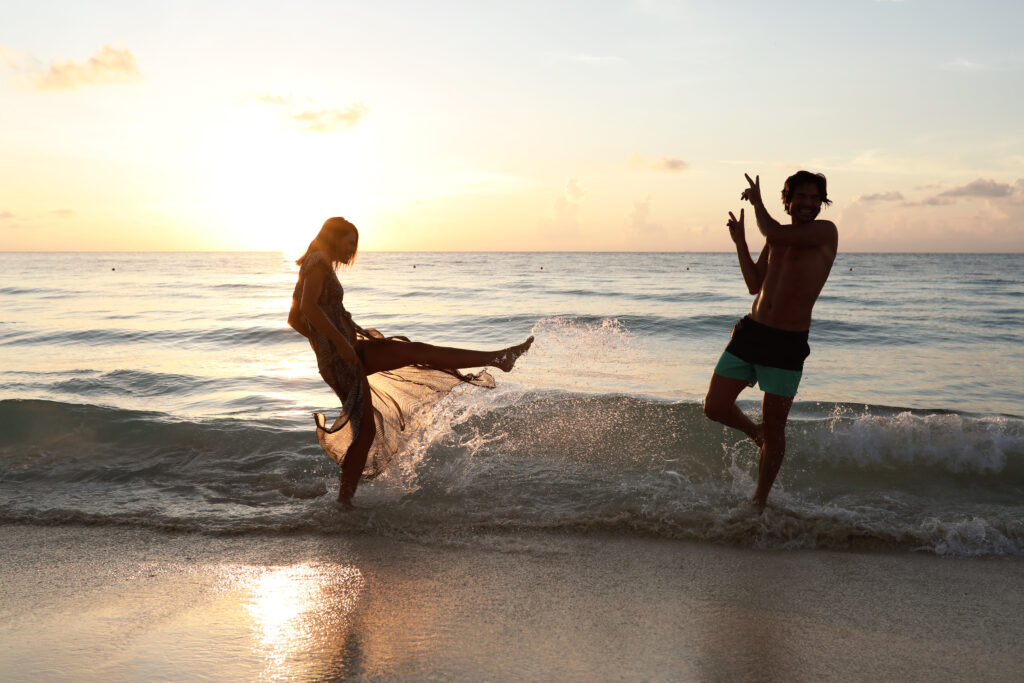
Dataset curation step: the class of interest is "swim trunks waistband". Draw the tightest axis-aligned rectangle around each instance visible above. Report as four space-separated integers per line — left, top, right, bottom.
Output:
724 315 810 371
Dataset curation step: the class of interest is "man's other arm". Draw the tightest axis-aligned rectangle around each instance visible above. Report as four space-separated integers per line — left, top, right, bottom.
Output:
727 208 769 294
756 211 838 249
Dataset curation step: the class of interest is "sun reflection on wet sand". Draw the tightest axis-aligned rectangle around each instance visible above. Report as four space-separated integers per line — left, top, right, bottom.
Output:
240 562 364 681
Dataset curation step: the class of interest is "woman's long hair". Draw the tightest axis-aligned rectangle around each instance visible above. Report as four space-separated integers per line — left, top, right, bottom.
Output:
296 217 359 268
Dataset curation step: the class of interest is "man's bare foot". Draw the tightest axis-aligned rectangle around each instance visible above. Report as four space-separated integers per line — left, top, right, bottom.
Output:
493 335 534 372
750 495 767 513
337 489 354 510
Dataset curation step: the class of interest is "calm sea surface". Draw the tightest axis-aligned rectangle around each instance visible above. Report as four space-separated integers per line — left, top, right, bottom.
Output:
1 252 1022 555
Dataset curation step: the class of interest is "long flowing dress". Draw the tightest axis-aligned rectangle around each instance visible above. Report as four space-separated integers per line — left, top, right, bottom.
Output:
294 252 494 478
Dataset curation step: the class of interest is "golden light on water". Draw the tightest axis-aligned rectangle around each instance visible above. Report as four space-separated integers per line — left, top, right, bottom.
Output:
242 562 365 680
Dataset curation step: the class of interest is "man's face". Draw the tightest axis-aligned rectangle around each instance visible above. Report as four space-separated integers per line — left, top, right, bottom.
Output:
787 182 822 224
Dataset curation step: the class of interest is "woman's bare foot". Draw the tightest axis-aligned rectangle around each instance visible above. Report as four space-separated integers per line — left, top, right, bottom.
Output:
493 335 534 372
337 486 355 510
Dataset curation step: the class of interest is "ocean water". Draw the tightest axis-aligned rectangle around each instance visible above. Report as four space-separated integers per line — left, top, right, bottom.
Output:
1 251 1022 556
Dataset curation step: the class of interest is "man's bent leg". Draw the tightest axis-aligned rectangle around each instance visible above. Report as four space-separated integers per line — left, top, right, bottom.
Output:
704 373 763 446
752 392 794 508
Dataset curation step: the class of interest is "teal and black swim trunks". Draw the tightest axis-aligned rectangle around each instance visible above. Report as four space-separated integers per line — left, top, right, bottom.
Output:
713 316 810 397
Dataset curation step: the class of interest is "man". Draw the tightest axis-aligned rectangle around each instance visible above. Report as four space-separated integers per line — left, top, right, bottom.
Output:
703 171 838 509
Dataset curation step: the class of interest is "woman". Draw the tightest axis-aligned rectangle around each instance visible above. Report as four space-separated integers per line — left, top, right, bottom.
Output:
289 217 533 507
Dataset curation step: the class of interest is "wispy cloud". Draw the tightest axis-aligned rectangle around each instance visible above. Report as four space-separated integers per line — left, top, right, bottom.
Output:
913 196 956 206
12 45 143 90
656 157 687 172
554 178 585 235
291 105 368 132
255 93 368 132
51 209 76 218
937 178 1015 198
630 153 688 172
860 191 904 202
254 93 291 105
0 45 34 75
0 211 14 220
892 178 1022 207
564 177 585 202
630 196 664 235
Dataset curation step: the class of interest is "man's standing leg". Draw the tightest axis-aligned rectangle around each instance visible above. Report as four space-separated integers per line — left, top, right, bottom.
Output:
752 392 794 508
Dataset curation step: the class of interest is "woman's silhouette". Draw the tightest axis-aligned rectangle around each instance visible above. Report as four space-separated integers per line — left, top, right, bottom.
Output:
289 217 533 506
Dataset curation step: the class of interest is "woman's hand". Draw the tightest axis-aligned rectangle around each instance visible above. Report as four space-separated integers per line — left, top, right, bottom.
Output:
334 339 360 366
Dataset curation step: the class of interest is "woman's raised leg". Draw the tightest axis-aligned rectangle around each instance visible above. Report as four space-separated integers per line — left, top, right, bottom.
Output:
361 336 533 375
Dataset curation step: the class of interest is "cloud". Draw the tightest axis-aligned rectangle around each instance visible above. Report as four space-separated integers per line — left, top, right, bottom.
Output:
32 45 141 90
554 186 582 236
0 210 14 221
51 209 76 218
937 178 1014 198
659 157 687 172
630 196 663 235
564 178 585 202
914 196 956 206
860 191 904 202
291 105 368 132
255 93 291 105
630 153 688 172
902 178 1020 207
254 94 368 132
0 45 31 71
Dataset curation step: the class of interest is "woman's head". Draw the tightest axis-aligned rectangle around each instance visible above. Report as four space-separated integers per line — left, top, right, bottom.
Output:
298 217 359 267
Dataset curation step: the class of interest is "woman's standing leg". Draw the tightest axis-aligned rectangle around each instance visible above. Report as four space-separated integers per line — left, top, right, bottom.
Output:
337 378 375 507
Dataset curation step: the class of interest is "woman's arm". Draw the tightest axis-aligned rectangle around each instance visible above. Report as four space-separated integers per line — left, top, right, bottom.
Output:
288 297 310 338
299 264 360 365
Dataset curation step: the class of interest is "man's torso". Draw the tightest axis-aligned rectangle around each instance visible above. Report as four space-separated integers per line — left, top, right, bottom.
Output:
750 243 836 331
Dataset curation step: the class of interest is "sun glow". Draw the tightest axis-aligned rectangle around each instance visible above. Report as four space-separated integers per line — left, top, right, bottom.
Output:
196 110 379 251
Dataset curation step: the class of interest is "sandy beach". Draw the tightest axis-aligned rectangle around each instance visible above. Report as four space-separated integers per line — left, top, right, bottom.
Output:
1 524 1020 682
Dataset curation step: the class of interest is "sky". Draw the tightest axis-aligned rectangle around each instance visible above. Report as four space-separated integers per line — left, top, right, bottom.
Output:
1 0 1023 252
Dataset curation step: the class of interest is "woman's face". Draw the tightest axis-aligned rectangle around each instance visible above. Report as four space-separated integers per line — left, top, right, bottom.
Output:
331 229 358 262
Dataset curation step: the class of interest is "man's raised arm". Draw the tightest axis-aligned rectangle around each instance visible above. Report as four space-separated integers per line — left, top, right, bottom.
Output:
742 173 838 249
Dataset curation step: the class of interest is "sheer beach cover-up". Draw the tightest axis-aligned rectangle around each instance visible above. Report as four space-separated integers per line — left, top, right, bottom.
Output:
294 253 494 478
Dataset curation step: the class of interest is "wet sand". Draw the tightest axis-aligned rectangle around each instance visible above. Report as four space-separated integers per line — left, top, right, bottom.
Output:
1 524 1020 681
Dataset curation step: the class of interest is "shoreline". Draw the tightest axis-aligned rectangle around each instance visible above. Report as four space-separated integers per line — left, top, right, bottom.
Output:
2 524 1020 681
